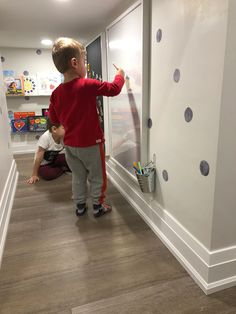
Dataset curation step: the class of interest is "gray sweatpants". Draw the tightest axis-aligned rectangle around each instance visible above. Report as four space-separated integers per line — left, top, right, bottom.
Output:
65 144 107 206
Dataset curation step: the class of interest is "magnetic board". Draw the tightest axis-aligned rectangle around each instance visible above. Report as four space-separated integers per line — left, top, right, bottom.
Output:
86 36 104 130
107 3 142 174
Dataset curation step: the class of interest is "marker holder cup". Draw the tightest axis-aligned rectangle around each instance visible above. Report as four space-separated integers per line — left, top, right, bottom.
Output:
136 167 155 193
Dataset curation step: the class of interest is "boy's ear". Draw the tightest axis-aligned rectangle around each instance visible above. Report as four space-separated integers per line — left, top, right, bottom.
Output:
70 57 78 68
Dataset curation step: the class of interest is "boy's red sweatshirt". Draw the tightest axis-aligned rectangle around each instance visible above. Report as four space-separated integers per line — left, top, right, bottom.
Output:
49 75 124 147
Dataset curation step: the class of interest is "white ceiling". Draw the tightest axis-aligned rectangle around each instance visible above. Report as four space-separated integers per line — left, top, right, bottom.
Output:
0 0 136 49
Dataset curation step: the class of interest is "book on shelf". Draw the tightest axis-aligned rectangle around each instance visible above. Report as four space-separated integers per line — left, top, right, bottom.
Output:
3 70 25 96
11 118 28 132
13 111 35 119
42 108 49 117
28 116 48 132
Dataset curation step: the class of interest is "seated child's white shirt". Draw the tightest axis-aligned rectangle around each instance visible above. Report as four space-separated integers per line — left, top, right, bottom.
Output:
36 130 64 165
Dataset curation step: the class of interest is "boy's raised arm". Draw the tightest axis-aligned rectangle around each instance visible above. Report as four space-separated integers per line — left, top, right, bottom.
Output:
96 68 125 97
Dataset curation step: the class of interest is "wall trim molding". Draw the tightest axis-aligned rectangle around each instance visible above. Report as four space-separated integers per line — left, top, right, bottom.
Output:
0 159 18 266
11 145 35 154
106 158 236 294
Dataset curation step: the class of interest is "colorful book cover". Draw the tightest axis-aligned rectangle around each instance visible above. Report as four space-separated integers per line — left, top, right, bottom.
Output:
8 110 14 121
14 111 35 119
24 76 38 95
37 72 63 95
42 108 49 117
11 118 28 133
28 116 48 132
3 71 25 96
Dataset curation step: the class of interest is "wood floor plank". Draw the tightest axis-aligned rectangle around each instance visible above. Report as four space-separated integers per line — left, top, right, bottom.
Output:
0 154 235 314
71 276 236 314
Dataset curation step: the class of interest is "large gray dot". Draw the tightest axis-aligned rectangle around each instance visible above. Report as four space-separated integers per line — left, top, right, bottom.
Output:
200 161 210 176
1 56 5 62
147 118 152 129
156 29 162 42
35 134 41 140
184 107 193 122
36 49 42 55
23 70 29 76
162 170 168 181
173 69 180 82
25 96 30 101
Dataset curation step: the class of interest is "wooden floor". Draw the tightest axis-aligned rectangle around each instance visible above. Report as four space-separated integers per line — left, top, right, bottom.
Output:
0 155 235 314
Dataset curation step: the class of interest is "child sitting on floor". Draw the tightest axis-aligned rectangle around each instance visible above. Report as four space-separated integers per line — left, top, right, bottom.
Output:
27 120 70 184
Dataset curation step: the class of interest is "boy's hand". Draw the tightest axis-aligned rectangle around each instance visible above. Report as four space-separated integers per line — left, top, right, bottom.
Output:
116 68 125 77
27 175 40 184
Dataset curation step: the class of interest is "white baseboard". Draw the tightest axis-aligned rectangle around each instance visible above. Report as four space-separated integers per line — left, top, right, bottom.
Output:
0 159 18 266
11 146 35 154
106 158 236 294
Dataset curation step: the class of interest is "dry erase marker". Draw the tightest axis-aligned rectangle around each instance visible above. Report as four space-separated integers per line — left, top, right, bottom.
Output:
137 162 143 174
113 63 119 70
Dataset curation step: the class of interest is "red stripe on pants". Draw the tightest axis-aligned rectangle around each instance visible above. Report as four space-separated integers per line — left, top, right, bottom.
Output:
98 143 107 204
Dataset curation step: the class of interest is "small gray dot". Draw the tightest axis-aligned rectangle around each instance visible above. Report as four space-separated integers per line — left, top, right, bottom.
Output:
35 135 40 140
156 29 162 43
23 70 29 76
184 107 193 122
0 106 2 115
36 49 42 55
25 96 30 101
147 118 152 128
173 69 180 82
200 161 210 176
1 56 5 62
162 170 168 181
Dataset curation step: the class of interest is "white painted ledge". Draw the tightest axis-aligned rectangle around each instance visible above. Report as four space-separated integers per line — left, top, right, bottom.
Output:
0 159 18 266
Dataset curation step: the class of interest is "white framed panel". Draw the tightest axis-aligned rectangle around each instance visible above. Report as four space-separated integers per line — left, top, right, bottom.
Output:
106 0 149 174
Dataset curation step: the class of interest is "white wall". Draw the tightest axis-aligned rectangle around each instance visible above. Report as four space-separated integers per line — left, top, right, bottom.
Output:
149 0 227 250
0 58 13 194
0 51 18 265
1 47 57 153
211 0 236 250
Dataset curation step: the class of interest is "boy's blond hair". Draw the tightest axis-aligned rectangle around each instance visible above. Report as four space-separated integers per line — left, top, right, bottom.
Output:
52 37 85 74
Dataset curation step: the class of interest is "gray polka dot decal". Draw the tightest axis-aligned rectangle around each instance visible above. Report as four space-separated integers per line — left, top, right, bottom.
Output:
200 160 210 176
173 69 180 82
162 170 168 181
24 96 30 101
184 107 193 122
23 70 29 76
147 118 152 129
36 49 42 55
156 29 162 43
1 56 5 62
0 106 2 115
35 134 40 140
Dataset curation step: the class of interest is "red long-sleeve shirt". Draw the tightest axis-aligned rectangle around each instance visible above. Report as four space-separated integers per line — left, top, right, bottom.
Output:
49 75 124 147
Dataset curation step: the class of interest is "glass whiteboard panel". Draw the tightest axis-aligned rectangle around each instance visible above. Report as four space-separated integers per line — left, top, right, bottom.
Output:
107 4 142 174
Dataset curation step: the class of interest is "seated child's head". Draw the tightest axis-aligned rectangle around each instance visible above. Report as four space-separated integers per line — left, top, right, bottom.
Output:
52 37 86 78
47 119 65 138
